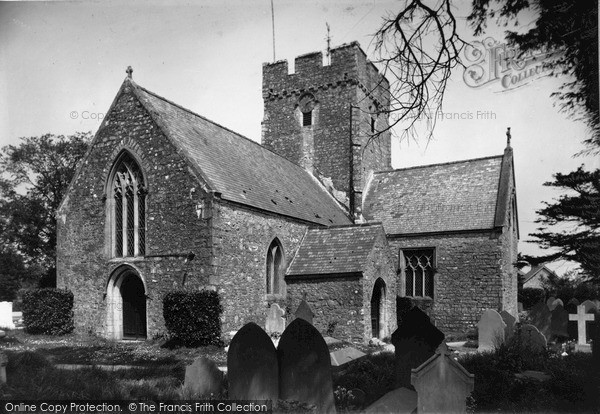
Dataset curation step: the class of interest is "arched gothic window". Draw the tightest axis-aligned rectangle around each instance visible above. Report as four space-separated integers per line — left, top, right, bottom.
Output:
266 239 284 295
110 152 146 258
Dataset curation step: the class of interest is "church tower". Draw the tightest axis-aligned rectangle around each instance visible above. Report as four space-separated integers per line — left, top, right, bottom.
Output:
261 42 391 221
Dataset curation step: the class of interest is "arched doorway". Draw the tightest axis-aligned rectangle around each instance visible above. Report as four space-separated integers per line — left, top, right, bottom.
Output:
121 273 147 339
106 266 147 340
371 278 386 339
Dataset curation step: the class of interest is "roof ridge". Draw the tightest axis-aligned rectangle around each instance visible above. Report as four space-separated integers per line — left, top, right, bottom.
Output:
373 154 503 175
135 83 310 170
315 222 384 230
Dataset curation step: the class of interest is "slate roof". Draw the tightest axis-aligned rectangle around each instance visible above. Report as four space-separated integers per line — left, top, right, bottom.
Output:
286 224 385 276
363 156 504 234
132 82 351 227
522 265 557 284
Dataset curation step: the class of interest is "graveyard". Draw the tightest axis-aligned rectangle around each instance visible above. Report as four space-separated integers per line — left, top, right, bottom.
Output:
1 299 599 413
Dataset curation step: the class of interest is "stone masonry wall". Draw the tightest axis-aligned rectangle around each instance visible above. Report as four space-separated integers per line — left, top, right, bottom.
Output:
57 83 213 338
210 202 308 335
286 276 365 342
361 231 398 340
262 42 391 217
389 231 508 334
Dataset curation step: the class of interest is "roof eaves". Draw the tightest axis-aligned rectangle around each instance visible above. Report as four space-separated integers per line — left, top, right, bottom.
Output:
494 147 513 228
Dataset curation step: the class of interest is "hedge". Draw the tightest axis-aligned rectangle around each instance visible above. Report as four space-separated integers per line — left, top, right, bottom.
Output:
163 290 223 347
518 288 546 310
22 288 74 335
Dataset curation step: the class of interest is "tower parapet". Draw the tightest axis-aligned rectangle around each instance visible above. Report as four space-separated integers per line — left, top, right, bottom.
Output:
262 42 391 221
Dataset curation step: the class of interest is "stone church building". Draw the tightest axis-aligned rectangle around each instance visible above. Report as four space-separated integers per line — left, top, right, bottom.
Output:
57 42 518 342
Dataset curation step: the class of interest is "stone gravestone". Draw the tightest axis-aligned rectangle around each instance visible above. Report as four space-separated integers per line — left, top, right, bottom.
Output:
529 302 552 339
265 303 286 335
294 300 314 325
569 303 596 349
0 351 6 384
411 342 474 414
592 309 600 365
0 302 15 330
516 324 547 353
477 309 506 352
566 298 580 310
550 304 569 340
500 310 517 341
228 322 279 401
278 318 335 413
566 298 580 340
546 297 557 310
184 357 223 397
551 298 564 310
391 306 445 389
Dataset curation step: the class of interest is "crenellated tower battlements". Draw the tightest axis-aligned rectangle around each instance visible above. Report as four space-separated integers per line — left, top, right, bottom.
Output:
261 42 392 221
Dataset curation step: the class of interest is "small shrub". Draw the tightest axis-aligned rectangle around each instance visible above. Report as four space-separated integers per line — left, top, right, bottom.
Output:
163 290 223 347
332 352 395 407
22 288 74 335
518 287 545 310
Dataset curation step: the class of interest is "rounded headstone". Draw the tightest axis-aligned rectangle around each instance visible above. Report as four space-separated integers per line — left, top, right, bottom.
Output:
278 318 335 413
517 324 547 353
184 357 223 397
228 322 279 401
478 309 506 352
0 330 5 339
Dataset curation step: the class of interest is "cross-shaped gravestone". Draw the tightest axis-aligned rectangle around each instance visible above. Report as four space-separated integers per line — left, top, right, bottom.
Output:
569 304 596 345
294 300 314 325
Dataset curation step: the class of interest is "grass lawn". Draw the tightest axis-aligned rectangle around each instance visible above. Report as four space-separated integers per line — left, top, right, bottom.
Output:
1 330 598 412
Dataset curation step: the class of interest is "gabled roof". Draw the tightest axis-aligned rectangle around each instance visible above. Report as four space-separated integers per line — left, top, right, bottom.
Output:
522 265 558 284
363 154 510 235
127 81 351 227
286 223 385 276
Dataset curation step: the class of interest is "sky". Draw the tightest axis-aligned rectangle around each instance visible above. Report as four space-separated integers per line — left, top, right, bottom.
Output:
1 0 598 275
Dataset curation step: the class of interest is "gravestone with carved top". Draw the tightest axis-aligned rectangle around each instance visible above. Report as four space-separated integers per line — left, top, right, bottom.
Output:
265 303 286 335
411 342 475 414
